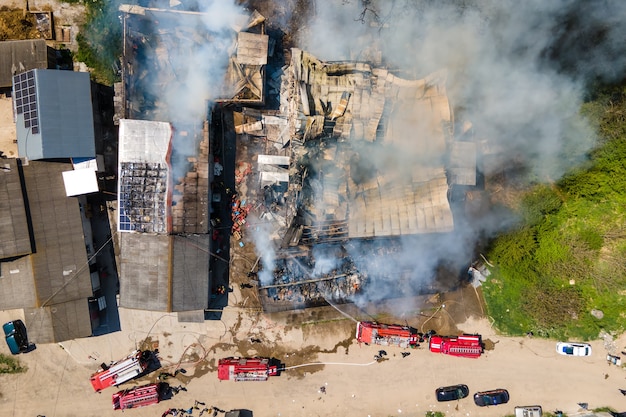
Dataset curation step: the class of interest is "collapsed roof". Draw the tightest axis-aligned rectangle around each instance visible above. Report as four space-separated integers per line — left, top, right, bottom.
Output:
218 11 268 104
284 49 455 245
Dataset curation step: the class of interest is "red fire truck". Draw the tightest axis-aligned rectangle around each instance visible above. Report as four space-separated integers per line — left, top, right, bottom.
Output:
428 334 483 358
355 321 420 348
218 357 284 381
112 383 161 410
90 350 150 392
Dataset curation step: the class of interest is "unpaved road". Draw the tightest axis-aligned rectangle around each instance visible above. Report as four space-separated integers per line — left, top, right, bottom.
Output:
0 304 625 417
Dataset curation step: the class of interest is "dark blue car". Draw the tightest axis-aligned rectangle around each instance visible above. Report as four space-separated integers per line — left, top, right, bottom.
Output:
436 384 470 402
3 320 29 354
473 389 510 406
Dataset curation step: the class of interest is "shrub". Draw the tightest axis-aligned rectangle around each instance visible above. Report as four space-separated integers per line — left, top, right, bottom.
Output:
0 354 27 374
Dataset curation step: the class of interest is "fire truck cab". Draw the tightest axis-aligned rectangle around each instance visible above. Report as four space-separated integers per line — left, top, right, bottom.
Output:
90 350 150 392
112 383 161 410
429 334 483 358
218 357 284 381
356 321 419 348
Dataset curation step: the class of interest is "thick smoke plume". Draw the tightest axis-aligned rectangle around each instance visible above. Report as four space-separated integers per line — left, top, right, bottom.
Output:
300 0 626 179
282 0 626 309
128 0 248 182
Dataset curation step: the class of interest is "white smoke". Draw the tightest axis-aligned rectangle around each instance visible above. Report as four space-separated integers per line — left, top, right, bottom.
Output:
275 0 626 311
248 215 277 286
298 0 617 180
151 0 245 124
125 0 249 186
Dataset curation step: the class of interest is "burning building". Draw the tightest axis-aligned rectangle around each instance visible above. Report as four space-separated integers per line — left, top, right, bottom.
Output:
232 48 477 311
285 49 457 242
115 2 475 313
115 3 267 316
116 119 210 313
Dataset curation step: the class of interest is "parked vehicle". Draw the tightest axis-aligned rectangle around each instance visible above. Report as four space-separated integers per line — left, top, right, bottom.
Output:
90 350 150 392
112 383 162 410
473 389 510 406
429 334 483 358
556 342 592 356
218 357 284 381
3 320 30 354
436 384 469 402
355 321 420 349
515 405 543 417
607 354 622 366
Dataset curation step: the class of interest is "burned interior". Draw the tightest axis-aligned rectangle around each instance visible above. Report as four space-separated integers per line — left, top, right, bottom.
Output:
249 49 477 311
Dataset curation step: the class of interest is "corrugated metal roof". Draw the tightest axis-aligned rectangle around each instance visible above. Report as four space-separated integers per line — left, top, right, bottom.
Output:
236 32 268 65
119 233 171 311
171 235 209 311
0 40 50 88
0 158 31 258
14 69 95 160
348 172 453 237
449 141 477 186
24 161 93 307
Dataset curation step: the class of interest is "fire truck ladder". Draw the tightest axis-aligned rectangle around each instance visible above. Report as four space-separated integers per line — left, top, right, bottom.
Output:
234 372 268 382
449 346 481 355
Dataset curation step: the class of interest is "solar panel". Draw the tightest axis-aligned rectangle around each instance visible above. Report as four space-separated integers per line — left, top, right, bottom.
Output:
12 70 39 134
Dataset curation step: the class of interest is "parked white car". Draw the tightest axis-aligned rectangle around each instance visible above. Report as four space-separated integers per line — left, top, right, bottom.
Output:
556 342 592 356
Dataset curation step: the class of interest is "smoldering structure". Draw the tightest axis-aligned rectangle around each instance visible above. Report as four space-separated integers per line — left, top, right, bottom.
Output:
243 49 477 311
115 3 479 312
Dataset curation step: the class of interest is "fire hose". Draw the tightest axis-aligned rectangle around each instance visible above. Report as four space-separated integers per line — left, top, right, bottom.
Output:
283 360 377 370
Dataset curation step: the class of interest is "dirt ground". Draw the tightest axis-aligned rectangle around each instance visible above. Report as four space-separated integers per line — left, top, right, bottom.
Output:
1 298 626 417
0 97 17 158
0 0 85 42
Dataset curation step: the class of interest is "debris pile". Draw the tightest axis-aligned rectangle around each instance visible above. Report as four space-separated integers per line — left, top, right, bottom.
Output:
235 161 252 185
259 245 364 308
231 196 250 241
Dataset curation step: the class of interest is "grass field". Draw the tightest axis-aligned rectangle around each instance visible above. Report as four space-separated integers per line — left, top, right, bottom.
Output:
483 84 626 340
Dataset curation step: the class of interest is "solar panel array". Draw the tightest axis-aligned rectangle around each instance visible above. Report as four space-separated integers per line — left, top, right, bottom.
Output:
13 71 39 134
119 162 168 232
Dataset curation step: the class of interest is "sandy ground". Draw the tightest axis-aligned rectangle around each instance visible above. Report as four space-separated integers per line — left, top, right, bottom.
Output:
0 97 17 158
1 298 626 417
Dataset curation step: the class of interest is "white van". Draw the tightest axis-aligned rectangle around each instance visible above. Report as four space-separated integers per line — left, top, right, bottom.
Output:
515 406 543 417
